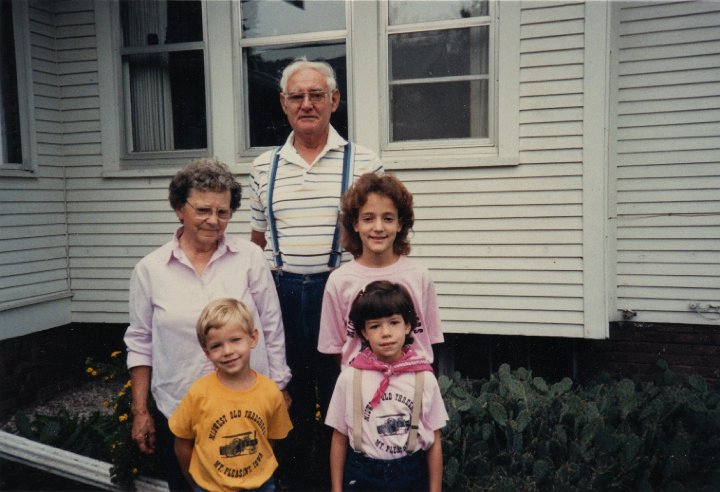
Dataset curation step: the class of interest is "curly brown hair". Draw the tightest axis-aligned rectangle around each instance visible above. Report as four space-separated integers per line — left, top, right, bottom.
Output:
340 173 414 257
168 158 242 212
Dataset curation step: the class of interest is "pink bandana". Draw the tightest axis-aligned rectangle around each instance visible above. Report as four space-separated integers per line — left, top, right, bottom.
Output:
350 346 433 408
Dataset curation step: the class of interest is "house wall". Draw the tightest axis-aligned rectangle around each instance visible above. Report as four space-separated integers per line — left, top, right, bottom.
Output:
610 1 720 325
1 0 613 340
0 0 71 340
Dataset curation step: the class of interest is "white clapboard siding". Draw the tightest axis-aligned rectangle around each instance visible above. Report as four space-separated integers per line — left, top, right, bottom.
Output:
612 0 720 325
0 1 71 334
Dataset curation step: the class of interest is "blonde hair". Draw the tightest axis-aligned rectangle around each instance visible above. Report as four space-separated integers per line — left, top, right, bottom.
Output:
196 298 255 348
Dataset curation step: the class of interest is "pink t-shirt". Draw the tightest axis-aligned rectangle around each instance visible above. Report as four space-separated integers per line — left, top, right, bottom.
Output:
325 367 448 460
318 256 444 367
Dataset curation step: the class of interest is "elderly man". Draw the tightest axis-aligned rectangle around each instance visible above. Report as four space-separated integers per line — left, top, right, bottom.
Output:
249 57 382 489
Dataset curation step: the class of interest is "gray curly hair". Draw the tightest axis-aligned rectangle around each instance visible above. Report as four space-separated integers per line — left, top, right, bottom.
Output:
168 158 242 211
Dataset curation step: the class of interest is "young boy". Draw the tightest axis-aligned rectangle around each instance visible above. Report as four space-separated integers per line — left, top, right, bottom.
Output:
318 172 444 368
169 298 292 492
325 281 448 492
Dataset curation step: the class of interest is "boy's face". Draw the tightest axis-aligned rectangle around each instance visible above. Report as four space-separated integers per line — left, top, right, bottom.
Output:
360 314 411 364
353 192 402 262
203 322 258 378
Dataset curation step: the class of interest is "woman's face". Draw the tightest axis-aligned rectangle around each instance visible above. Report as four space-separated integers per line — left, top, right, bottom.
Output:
175 189 232 250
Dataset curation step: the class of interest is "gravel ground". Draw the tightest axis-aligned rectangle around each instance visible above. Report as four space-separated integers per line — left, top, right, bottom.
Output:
1 378 123 434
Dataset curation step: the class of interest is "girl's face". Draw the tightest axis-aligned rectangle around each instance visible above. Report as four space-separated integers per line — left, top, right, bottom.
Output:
360 314 411 363
353 193 402 265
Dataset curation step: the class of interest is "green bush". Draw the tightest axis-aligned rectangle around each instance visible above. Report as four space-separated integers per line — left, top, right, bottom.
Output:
440 360 720 491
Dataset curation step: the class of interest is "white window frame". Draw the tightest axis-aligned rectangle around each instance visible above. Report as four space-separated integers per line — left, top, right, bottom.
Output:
97 0 225 177
1 0 35 175
236 1 519 170
234 1 350 161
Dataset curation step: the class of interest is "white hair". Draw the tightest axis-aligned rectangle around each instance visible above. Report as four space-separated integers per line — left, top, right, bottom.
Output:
279 56 338 93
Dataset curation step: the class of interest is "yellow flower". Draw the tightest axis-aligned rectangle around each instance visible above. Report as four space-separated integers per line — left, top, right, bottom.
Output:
124 380 132 389
91 370 98 377
118 391 125 397
86 367 94 374
119 413 128 422
111 350 122 358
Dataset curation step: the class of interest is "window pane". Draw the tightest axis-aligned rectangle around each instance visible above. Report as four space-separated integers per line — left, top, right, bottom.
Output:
125 50 206 151
391 80 488 141
241 0 345 38
245 43 347 148
389 0 488 25
390 27 488 80
1 0 21 163
121 0 203 47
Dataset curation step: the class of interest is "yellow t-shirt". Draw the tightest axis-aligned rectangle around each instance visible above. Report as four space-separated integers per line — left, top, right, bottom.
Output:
169 371 292 491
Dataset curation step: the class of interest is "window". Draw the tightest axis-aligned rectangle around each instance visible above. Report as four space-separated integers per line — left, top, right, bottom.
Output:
386 0 490 143
239 0 348 148
237 0 518 168
1 0 31 171
118 0 208 159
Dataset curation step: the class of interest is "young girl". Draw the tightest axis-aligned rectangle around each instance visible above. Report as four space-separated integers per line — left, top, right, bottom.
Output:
318 172 444 368
325 281 448 492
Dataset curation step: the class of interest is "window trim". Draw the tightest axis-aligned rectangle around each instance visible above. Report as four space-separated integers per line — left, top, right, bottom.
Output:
1 0 35 175
96 0 213 176
378 0 519 169
234 1 350 160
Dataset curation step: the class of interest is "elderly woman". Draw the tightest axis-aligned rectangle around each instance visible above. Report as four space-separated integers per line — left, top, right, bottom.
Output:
124 158 291 490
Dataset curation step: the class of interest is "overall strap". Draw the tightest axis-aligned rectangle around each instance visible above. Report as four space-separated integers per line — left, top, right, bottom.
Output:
352 367 364 454
328 142 354 268
267 147 283 270
406 371 425 453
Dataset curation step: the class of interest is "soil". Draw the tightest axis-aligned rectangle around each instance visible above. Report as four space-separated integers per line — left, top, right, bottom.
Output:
1 378 123 434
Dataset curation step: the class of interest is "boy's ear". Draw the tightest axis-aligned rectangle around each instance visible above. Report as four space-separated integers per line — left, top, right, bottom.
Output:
250 329 259 348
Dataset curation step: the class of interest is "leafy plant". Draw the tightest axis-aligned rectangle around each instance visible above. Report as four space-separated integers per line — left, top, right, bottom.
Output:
440 360 720 491
85 350 160 489
13 349 159 489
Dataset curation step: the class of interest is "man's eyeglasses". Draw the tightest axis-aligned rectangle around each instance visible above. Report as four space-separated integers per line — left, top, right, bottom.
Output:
185 201 233 221
283 90 330 105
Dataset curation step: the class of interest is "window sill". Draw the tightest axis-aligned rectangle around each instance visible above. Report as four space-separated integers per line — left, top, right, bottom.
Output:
0 167 35 178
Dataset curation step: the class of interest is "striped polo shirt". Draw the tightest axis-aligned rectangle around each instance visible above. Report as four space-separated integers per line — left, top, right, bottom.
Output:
249 126 383 274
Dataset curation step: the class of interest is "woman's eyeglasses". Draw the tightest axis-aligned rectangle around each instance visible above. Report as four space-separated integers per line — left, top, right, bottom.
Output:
185 201 232 221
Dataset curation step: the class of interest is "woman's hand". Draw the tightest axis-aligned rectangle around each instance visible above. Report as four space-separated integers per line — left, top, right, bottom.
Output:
131 409 156 454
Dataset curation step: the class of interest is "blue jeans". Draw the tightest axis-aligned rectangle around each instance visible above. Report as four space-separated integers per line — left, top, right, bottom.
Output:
193 476 275 492
273 271 339 489
344 451 428 491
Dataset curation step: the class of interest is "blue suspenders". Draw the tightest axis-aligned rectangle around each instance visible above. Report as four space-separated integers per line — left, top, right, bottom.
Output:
267 142 353 271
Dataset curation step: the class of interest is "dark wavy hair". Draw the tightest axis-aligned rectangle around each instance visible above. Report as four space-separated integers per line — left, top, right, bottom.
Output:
349 280 417 347
168 158 242 212
340 173 414 257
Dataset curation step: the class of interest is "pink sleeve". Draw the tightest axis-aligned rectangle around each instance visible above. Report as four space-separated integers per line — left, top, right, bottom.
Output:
124 265 154 369
324 368 350 435
422 272 445 345
318 275 347 354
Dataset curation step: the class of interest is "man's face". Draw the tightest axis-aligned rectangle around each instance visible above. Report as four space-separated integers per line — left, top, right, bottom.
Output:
280 68 340 140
